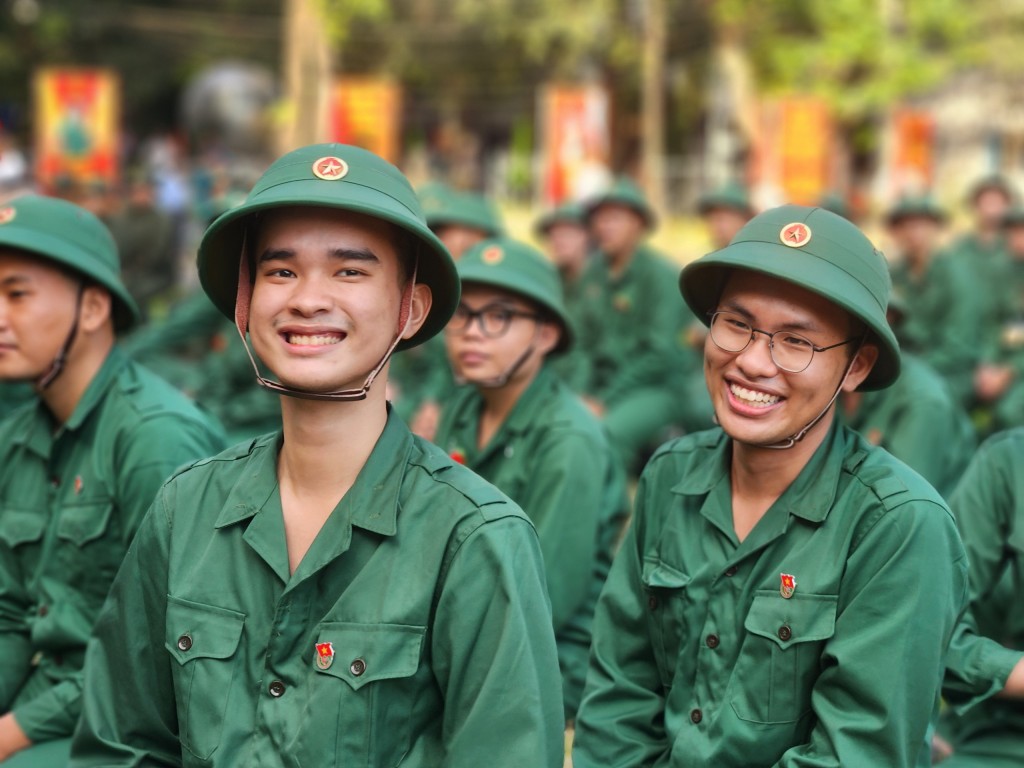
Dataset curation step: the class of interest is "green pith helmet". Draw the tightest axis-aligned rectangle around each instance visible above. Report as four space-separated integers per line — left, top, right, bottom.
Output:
534 201 585 237
421 186 504 237
198 143 459 351
584 177 656 230
884 193 948 227
697 179 754 217
968 173 1017 205
0 194 139 331
456 237 573 354
679 204 900 390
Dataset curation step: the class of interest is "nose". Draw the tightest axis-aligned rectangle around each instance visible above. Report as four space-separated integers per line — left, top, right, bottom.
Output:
734 330 779 378
287 275 332 316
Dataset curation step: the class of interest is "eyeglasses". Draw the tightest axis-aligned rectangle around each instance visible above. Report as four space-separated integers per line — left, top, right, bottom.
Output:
448 303 541 338
707 310 859 373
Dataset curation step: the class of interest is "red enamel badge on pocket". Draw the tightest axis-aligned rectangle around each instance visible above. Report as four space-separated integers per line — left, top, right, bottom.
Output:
315 642 335 670
780 573 797 599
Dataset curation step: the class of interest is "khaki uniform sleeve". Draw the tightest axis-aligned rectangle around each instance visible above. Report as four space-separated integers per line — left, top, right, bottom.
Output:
430 513 565 767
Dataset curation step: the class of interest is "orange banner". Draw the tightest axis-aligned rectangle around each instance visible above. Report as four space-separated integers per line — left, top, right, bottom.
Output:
538 84 611 206
330 77 402 164
891 108 934 192
755 96 833 206
34 68 120 191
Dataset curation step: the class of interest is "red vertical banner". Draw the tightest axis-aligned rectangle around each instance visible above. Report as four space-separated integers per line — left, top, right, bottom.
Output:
330 77 402 164
538 83 611 206
754 96 833 206
34 68 120 192
891 108 934 193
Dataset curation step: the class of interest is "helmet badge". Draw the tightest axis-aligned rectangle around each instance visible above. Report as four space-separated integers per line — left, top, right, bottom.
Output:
780 222 812 248
481 245 504 264
312 156 349 181
0 207 16 225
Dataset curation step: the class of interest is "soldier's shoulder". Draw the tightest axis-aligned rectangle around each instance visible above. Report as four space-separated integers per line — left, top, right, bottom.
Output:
164 432 276 486
645 428 724 470
844 429 948 513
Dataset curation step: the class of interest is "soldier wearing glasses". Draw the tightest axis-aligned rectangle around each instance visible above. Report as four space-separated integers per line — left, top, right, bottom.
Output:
573 205 968 767
435 237 628 723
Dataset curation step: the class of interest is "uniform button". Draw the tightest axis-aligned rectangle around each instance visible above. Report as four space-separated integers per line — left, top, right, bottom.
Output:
690 708 703 724
647 594 658 610
37 605 48 617
724 565 738 577
778 625 792 642
50 477 60 489
350 658 366 677
268 680 286 697
176 634 192 652
705 634 720 649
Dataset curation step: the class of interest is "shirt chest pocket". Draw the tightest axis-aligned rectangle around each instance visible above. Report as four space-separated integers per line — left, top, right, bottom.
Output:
298 622 426 767
0 508 46 549
165 596 246 761
641 557 692 689
730 592 838 725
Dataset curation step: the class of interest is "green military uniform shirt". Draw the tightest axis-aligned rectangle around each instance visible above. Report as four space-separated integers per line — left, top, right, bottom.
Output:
0 347 225 744
71 409 564 767
0 381 34 422
890 252 982 405
571 244 707 468
573 421 968 768
840 353 974 498
435 365 628 719
949 233 1012 363
941 429 1024 767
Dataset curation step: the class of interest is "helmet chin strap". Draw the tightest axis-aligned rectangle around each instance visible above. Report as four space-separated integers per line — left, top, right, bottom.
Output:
37 284 85 390
757 337 866 451
453 325 540 390
233 232 418 402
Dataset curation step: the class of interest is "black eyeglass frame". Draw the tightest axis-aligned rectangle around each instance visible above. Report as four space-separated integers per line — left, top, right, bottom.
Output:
447 303 543 339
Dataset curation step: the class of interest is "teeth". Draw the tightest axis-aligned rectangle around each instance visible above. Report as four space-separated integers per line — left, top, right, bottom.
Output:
730 383 781 407
288 333 342 346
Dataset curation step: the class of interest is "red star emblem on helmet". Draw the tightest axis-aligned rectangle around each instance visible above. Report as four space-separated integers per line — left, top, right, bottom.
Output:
312 156 349 181
0 207 16 225
780 222 812 248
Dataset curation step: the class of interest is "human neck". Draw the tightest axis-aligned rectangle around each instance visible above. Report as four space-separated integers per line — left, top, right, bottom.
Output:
39 339 113 425
728 412 833 534
606 243 638 277
476 367 536 450
905 247 932 277
277 384 389 500
840 390 862 418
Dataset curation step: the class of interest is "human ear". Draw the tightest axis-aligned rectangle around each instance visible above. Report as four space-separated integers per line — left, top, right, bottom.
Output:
78 285 113 333
535 321 561 356
400 283 433 340
841 343 880 392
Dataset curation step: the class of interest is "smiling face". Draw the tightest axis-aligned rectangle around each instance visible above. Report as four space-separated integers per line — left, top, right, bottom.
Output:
704 270 877 448
443 284 559 388
247 206 429 395
0 250 83 381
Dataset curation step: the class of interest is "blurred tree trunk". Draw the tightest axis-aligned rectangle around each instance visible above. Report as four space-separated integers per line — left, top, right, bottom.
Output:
640 0 666 215
278 0 333 154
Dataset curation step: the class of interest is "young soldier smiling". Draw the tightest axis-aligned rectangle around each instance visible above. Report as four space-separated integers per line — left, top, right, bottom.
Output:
69 144 564 767
573 205 968 768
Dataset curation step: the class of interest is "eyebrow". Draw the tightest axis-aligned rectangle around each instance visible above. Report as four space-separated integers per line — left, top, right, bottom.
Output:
257 247 382 265
720 299 821 334
0 274 31 287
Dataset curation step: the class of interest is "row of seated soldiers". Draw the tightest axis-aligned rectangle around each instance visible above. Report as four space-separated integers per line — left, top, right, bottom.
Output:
1 173 1018 500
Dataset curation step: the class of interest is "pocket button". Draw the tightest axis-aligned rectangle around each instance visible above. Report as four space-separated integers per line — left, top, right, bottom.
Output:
778 624 792 642
350 658 366 677
177 634 193 652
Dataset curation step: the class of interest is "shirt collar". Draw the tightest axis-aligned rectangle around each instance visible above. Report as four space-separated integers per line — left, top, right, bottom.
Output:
214 407 412 537
671 420 850 524
64 346 129 432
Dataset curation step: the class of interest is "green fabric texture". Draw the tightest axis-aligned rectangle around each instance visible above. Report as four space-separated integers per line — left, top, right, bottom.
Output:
70 409 564 767
840 353 974 498
0 194 139 330
197 143 459 351
457 236 573 353
681 204 900 390
573 421 968 768
0 347 225 745
421 186 504 236
941 429 1024 767
435 365 629 719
